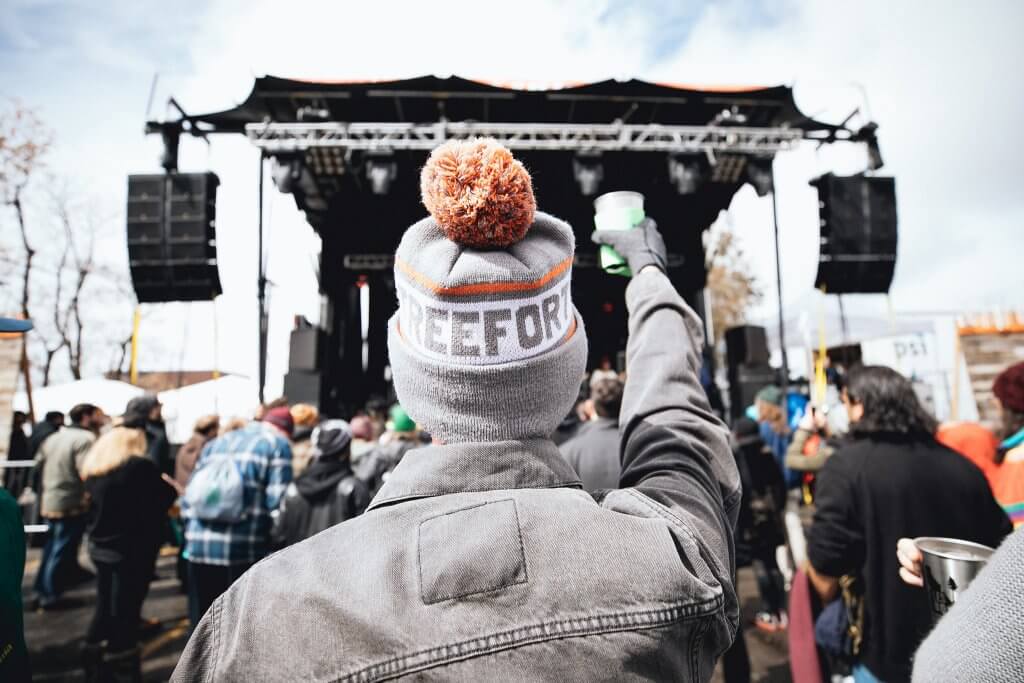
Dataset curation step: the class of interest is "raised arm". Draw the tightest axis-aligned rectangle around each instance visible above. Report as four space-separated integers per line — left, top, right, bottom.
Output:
593 219 741 637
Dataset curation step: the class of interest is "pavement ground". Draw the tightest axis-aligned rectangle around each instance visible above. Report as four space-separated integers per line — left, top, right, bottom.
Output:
24 545 791 682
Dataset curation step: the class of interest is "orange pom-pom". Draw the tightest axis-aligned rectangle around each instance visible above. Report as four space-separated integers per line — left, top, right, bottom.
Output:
420 138 536 248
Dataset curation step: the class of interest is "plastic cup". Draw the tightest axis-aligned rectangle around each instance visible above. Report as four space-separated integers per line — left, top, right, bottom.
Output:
593 191 645 277
915 536 995 623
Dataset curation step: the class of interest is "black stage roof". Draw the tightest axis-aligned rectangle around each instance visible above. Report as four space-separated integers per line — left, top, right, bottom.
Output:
188 75 839 131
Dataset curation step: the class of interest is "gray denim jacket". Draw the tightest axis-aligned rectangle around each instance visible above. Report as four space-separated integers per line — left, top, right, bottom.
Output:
172 269 740 682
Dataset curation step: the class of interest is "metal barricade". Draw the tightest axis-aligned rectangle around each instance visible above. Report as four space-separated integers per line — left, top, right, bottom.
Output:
0 459 49 534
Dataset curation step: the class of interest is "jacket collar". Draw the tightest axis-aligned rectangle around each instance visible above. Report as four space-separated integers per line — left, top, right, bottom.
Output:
367 439 582 511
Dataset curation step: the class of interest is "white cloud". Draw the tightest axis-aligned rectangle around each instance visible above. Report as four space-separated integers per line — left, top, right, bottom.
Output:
653 1 1024 320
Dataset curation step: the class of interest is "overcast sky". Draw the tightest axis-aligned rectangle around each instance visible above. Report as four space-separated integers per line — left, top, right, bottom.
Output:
2 0 1022 396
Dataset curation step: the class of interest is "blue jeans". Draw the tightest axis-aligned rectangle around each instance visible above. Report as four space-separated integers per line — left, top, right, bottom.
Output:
34 514 87 603
853 663 882 683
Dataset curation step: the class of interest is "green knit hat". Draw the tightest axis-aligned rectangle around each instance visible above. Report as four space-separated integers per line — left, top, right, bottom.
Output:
388 404 416 433
755 385 783 406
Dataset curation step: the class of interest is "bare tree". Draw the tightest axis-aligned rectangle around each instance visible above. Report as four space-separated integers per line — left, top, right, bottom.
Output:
704 223 763 341
1 102 132 386
0 103 51 320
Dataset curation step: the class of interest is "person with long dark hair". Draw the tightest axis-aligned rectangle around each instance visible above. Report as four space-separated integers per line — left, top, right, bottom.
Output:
80 427 178 681
805 365 1011 683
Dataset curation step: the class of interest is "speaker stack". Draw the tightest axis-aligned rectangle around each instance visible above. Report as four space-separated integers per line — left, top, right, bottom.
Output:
811 173 898 294
126 173 222 303
282 325 326 407
724 325 776 419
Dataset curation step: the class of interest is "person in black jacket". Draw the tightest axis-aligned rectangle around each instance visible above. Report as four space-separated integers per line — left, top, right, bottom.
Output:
4 411 29 497
806 365 1011 683
79 425 178 681
122 395 172 476
272 420 369 548
27 411 64 460
731 416 788 633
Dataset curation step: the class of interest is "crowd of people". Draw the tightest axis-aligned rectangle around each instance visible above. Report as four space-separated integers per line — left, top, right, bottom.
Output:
3 390 430 681
2 138 1022 682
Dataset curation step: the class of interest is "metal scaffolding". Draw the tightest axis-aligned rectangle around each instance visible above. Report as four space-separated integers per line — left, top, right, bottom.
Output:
245 121 806 154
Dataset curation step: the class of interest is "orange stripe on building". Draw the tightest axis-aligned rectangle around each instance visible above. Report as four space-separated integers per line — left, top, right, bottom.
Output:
395 256 572 297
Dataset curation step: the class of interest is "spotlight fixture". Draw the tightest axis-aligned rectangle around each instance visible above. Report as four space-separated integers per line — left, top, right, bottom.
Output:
745 156 774 197
667 154 707 195
365 151 398 195
271 155 304 194
573 152 603 196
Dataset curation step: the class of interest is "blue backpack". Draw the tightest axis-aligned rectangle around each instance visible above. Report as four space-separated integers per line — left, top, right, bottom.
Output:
184 452 246 523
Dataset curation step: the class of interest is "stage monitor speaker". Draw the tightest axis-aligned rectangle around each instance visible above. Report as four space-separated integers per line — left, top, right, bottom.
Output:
127 173 222 303
727 364 778 420
725 325 770 368
283 370 321 407
812 173 897 294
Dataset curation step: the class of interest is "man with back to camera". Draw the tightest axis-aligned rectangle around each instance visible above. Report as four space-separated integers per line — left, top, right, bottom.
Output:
559 371 626 491
173 139 740 682
33 402 102 608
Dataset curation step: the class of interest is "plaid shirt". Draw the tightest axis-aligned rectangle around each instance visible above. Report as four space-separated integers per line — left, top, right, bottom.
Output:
183 422 292 566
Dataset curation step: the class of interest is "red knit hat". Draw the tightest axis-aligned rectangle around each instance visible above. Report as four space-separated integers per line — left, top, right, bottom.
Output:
349 415 374 441
262 406 295 437
993 361 1024 413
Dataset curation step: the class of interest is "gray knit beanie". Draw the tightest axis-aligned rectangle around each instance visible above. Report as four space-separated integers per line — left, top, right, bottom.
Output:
387 138 588 443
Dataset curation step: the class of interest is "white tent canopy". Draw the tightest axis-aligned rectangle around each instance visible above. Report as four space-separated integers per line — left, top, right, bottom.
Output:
763 310 934 352
158 375 260 444
14 378 145 419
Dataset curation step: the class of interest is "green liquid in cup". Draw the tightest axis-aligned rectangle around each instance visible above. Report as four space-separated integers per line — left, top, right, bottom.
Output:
593 191 645 277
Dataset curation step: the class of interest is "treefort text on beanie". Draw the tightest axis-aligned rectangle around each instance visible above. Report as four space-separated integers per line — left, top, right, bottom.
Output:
395 265 575 364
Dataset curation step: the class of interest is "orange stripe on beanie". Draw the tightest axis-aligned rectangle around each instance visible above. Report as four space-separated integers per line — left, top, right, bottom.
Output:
420 138 536 249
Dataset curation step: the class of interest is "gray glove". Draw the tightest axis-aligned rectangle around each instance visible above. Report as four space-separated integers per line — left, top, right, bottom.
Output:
591 218 667 275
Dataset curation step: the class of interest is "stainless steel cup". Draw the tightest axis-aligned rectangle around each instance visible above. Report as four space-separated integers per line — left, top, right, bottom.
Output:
915 536 994 622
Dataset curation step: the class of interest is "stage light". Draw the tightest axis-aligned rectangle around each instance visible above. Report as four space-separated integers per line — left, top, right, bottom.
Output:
573 152 603 196
271 155 304 194
857 122 884 171
366 152 397 195
746 156 774 197
667 154 707 195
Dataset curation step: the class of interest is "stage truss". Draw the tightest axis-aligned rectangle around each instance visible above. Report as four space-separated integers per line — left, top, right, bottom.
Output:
245 121 806 155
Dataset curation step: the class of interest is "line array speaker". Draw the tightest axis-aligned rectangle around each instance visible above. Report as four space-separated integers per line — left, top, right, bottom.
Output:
811 173 897 294
126 173 222 303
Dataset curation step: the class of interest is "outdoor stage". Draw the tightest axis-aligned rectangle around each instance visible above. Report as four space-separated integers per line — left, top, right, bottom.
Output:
148 75 866 416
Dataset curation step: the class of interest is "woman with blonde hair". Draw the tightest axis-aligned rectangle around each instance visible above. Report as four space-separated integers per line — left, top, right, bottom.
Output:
289 403 320 477
80 427 178 681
